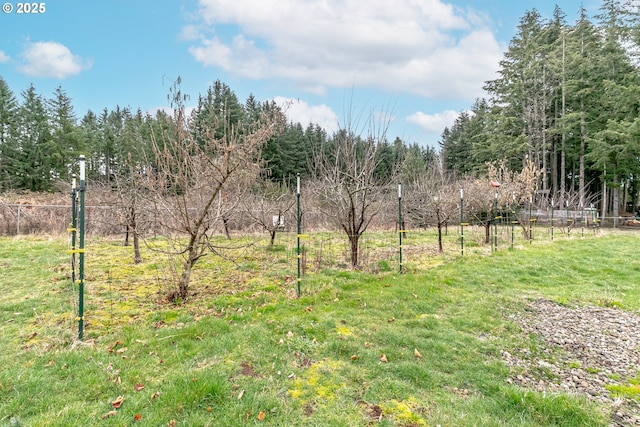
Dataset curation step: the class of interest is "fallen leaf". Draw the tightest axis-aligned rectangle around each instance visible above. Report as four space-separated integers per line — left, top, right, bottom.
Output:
28 332 38 340
379 354 388 363
286 331 294 338
207 406 212 412
134 383 144 392
116 347 127 355
237 389 245 400
414 348 422 359
45 360 55 367
101 410 117 419
111 395 125 409
192 377 198 382
151 392 161 400
167 420 177 427
108 340 122 353
350 354 358 361
257 411 266 421
134 414 142 422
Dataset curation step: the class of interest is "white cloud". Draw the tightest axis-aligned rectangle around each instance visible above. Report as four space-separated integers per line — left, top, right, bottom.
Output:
19 41 91 78
185 0 502 99
0 51 9 63
273 96 339 134
407 110 460 134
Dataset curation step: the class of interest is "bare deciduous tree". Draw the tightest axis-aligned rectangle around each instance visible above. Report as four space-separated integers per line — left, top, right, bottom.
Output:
243 181 295 246
466 159 540 242
145 80 281 301
405 165 459 253
310 110 394 268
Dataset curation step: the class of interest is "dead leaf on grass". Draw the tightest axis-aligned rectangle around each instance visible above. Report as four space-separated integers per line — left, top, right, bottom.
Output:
379 354 388 363
107 340 122 353
414 348 422 359
257 411 266 421
101 410 117 419
134 383 144 392
111 395 125 409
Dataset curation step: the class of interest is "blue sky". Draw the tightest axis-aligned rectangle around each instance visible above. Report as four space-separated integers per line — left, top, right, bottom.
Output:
0 0 600 146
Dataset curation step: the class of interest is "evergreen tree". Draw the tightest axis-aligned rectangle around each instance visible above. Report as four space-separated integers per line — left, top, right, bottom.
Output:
16 85 53 191
48 86 81 181
263 121 307 182
79 110 101 181
0 77 19 189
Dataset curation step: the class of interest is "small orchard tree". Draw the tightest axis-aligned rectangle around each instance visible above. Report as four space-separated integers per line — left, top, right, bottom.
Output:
145 79 282 301
310 110 394 268
467 159 540 241
113 156 146 264
405 165 459 253
243 180 295 246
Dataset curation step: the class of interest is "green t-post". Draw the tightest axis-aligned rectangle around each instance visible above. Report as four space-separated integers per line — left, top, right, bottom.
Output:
398 183 403 273
70 175 77 286
78 156 86 340
460 188 464 256
296 174 301 298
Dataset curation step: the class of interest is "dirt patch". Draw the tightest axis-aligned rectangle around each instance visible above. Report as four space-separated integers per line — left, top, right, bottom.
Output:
240 361 258 377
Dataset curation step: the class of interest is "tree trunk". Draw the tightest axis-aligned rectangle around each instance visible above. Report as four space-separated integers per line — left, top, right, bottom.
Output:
174 234 199 301
484 221 491 244
349 233 360 267
580 131 586 208
177 261 192 301
124 224 130 246
561 30 566 199
133 231 142 264
437 223 444 253
222 216 231 240
131 207 142 264
602 177 607 223
613 170 619 227
269 229 277 246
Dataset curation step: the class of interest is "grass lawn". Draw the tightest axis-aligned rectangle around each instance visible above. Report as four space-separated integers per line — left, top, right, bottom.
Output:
1 229 639 426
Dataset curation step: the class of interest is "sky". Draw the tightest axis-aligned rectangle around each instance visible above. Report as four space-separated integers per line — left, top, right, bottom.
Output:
0 0 602 147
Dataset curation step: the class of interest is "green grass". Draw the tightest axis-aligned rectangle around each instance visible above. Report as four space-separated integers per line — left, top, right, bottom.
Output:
1 230 639 426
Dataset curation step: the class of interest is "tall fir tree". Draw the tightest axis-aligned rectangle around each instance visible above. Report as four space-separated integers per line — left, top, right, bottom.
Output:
0 77 19 189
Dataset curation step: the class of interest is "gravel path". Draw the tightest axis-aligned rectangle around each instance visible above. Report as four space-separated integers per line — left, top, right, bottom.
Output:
503 299 640 426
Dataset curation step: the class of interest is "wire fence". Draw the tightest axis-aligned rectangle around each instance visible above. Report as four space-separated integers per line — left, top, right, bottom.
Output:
3 202 639 275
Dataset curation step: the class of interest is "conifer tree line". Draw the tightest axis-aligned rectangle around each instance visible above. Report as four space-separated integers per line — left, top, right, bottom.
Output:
440 1 640 215
2 0 638 221
0 78 436 194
